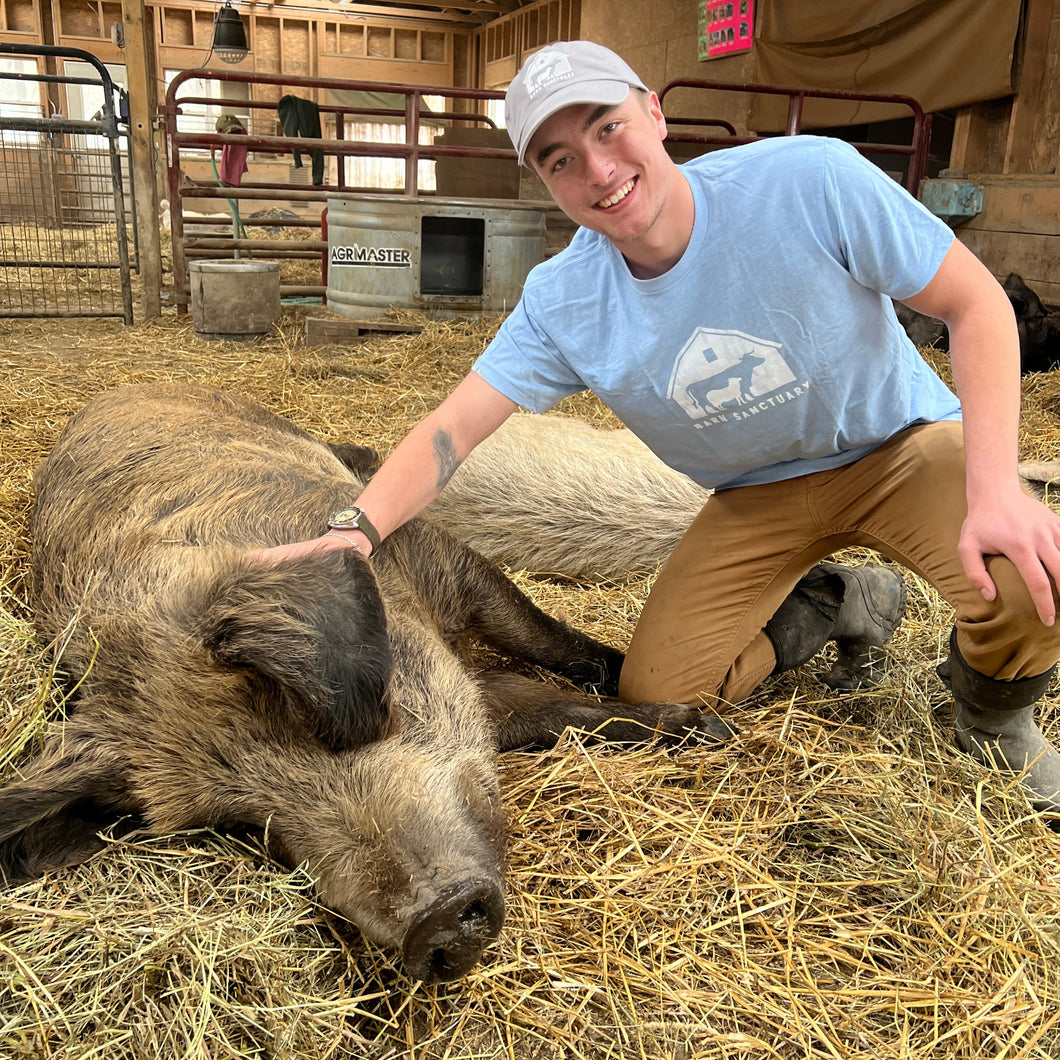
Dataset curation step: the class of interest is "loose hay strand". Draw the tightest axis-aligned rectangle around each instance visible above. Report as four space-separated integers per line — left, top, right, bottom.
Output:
1 306 1060 1059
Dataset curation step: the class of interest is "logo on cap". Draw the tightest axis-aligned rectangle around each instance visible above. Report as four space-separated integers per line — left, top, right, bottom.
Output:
525 49 574 99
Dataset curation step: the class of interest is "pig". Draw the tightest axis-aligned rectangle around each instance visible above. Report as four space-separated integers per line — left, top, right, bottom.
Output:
2 383 727 984
1002 272 1060 374
893 300 947 349
894 272 1060 374
425 414 713 581
427 413 1060 582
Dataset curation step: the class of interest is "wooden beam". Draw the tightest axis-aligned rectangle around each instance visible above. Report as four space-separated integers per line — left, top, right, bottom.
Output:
304 315 422 344
358 0 519 11
949 97 1013 174
1003 0 1054 174
151 0 513 29
242 0 520 12
122 0 163 320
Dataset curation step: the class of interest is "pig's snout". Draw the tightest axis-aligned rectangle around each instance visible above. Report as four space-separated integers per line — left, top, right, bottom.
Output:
402 879 505 983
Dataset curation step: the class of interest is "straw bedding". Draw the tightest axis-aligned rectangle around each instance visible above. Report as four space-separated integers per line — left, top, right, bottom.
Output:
1 305 1059 1060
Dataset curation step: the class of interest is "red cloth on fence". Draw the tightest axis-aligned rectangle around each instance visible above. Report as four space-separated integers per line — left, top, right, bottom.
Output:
220 143 248 186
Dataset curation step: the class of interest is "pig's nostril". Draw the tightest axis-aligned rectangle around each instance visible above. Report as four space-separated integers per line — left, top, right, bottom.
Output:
426 944 458 982
459 899 488 926
402 881 504 984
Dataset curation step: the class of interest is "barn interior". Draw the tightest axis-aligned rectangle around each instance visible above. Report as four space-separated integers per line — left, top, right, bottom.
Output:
2 3 1060 1059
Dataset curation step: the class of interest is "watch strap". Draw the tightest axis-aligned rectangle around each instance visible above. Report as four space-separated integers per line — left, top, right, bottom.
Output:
327 506 382 552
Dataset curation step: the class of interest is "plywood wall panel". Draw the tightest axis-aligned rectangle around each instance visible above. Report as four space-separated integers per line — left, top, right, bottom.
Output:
395 29 418 61
254 17 282 73
967 180 1060 235
57 0 100 38
5 0 42 33
959 227 1060 298
283 19 311 73
582 0 755 135
160 7 194 48
424 32 448 65
368 27 392 58
1026 12 1060 174
316 55 452 86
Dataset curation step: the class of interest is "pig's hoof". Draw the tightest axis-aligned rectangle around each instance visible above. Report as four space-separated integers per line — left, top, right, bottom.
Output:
657 704 736 743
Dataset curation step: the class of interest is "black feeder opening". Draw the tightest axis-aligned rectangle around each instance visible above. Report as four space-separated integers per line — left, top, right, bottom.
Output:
420 216 485 297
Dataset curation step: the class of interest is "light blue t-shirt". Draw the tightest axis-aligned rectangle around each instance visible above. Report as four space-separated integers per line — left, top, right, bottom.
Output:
472 135 961 491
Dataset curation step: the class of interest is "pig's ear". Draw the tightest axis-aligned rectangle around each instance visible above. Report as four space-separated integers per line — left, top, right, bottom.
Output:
1002 273 1043 316
201 549 393 752
1007 288 1033 317
0 749 139 885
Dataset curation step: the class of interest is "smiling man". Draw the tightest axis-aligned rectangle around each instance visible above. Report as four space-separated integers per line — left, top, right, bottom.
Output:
510 49 693 277
261 41 1060 816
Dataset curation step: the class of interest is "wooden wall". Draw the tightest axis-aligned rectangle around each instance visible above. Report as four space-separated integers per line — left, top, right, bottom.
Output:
479 0 581 90
952 177 1060 303
478 0 754 136
0 0 43 40
8 0 1060 299
581 0 754 136
0 1 479 100
948 0 1060 302
575 0 1060 303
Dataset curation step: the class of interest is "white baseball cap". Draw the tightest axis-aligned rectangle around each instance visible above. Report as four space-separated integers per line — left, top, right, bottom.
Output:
504 41 648 166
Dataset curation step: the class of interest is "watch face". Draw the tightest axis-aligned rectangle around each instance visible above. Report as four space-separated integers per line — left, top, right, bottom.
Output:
330 506 362 527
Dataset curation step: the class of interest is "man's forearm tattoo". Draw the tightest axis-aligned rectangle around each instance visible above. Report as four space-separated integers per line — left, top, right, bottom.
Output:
433 429 462 489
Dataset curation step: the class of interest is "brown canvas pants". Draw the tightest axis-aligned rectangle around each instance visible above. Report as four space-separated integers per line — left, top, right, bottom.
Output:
619 420 1060 708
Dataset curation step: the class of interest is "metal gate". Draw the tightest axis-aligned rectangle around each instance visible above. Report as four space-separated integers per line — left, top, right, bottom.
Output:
0 43 133 324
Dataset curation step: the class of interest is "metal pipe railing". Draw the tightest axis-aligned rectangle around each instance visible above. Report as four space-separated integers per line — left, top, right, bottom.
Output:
659 79 931 193
163 68 517 309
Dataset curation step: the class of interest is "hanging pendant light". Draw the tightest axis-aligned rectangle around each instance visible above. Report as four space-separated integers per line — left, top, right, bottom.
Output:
212 1 249 65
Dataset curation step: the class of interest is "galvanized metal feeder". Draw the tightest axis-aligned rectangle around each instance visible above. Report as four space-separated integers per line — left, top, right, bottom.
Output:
325 195 547 321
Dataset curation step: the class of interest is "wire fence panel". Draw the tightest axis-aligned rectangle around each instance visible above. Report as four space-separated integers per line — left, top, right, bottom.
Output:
0 45 133 324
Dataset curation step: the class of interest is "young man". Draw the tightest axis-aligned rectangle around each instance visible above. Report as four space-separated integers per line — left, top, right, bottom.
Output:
265 41 1060 813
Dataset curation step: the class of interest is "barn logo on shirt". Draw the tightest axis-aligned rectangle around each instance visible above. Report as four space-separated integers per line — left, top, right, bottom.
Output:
668 327 804 425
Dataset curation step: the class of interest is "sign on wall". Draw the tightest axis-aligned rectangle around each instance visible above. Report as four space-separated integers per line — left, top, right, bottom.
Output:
699 0 754 60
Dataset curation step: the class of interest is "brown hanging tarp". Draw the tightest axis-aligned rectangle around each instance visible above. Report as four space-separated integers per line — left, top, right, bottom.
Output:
324 88 445 126
750 0 1022 129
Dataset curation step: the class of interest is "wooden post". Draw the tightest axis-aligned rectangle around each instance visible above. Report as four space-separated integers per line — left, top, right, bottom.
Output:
950 98 1013 175
1003 0 1054 175
121 0 162 321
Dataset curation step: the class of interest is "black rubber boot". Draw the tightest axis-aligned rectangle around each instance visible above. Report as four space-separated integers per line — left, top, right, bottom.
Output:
819 561 908 690
765 566 844 672
765 563 908 690
937 629 1060 814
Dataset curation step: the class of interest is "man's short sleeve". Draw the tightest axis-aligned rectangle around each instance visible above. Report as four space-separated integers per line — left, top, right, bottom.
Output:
472 280 588 412
822 139 954 302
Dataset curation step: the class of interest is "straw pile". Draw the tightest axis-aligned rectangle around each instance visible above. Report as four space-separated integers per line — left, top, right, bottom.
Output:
1 307 1059 1060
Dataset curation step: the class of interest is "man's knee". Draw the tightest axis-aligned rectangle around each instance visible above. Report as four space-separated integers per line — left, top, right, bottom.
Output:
957 556 1060 680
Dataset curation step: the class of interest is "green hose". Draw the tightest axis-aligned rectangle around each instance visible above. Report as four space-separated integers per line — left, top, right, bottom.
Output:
210 152 250 251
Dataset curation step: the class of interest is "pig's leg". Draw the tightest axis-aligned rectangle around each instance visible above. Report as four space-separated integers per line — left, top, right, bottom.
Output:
476 673 734 752
327 442 380 478
397 525 626 693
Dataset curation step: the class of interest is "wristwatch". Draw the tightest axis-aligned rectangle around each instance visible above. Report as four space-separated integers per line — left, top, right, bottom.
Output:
327 506 382 552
